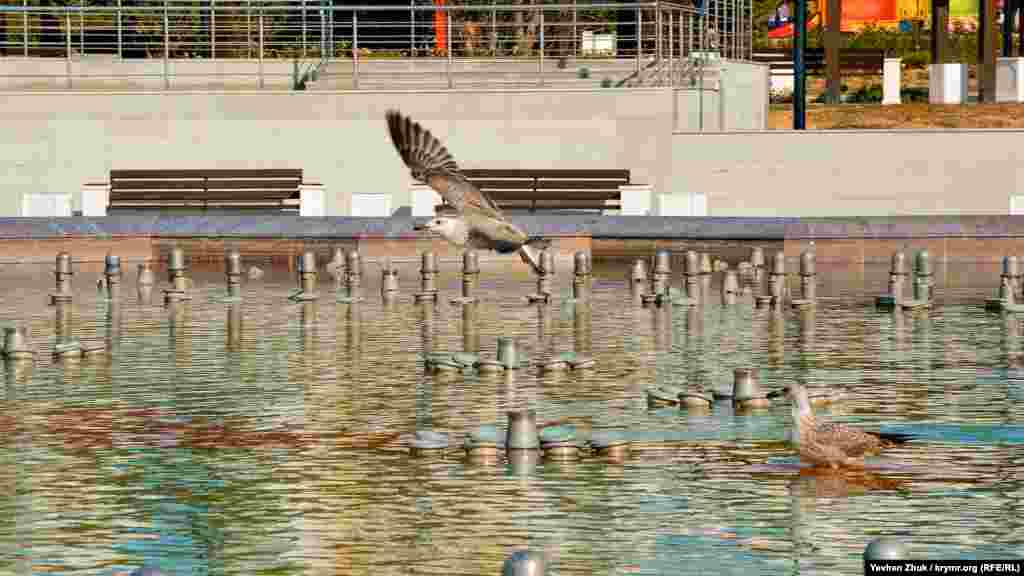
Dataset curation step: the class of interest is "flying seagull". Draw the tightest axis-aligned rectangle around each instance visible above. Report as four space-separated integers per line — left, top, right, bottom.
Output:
773 383 915 469
385 110 550 274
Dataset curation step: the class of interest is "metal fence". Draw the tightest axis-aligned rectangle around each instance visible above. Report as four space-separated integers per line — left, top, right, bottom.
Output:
0 0 752 89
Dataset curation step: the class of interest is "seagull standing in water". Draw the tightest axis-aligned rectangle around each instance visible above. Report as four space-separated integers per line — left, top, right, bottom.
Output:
774 384 915 470
385 110 550 274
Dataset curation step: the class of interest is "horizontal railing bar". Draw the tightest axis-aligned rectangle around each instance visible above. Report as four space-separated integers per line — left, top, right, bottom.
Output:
0 4 685 14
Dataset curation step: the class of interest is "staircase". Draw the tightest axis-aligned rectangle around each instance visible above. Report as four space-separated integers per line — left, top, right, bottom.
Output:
302 57 660 91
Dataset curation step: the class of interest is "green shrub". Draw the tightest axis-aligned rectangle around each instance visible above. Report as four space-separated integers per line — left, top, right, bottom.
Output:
901 86 929 102
902 50 930 69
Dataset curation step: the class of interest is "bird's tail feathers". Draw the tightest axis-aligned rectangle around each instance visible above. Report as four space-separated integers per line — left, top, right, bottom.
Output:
871 431 917 445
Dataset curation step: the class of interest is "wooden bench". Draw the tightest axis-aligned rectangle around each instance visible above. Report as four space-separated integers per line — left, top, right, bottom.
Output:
107 169 306 211
456 169 632 212
753 48 886 76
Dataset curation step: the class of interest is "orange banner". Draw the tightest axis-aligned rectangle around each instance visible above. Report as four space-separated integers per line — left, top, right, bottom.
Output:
434 0 447 54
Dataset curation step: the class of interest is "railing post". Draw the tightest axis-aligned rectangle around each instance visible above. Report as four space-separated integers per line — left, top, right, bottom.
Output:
656 6 662 64
211 0 216 59
446 9 453 88
302 0 307 57
748 0 752 59
635 6 641 73
572 1 577 57
116 0 123 59
729 0 734 58
258 6 264 88
410 0 415 55
22 0 28 57
79 0 84 56
65 9 72 88
716 0 720 52
687 12 692 55
163 0 169 89
491 1 496 55
698 9 704 131
734 0 739 58
246 0 251 58
353 10 359 89
668 9 673 83
538 9 544 86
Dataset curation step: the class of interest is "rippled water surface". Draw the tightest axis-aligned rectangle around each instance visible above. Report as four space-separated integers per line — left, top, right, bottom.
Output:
1 260 1022 575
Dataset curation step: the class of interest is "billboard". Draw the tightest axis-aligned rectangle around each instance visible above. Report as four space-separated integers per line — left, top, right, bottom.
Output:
768 0 999 35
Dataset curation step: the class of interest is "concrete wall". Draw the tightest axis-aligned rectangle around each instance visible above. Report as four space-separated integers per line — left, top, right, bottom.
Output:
670 129 1024 216
0 88 684 217
719 61 769 132
671 61 769 132
0 57 740 92
0 57 298 90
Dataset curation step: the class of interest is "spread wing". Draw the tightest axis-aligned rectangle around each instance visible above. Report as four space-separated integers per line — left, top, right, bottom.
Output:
386 110 506 221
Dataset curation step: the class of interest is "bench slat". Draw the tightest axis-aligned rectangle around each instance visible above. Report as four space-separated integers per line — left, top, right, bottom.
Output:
111 200 292 205
462 168 630 181
435 167 633 211
204 179 302 189
498 200 620 210
111 191 298 201
111 180 206 191
109 204 298 211
465 179 537 190
108 168 305 210
488 190 621 201
111 169 302 180
534 179 625 190
112 180 300 191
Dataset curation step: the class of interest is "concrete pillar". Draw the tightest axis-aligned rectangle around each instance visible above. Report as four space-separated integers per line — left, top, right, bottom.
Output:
883 58 902 105
997 57 1024 102
350 194 393 217
619 184 653 216
929 63 967 104
80 183 109 217
410 183 443 217
299 183 326 217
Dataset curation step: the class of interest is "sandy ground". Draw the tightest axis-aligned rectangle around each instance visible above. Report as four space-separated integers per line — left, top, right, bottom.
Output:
768 102 1024 129
768 67 1024 129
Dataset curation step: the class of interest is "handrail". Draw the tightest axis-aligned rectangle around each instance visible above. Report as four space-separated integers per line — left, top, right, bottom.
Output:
0 1 752 91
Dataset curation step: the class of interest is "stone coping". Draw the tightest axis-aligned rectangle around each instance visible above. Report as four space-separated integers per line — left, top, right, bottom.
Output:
3 215 1024 240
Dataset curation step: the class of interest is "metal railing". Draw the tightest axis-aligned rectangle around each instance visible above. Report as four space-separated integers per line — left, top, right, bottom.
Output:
0 0 753 90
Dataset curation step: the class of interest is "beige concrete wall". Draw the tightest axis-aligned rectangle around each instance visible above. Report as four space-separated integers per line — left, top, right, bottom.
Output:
0 88 681 217
720 61 769 132
0 57 298 90
670 129 1024 215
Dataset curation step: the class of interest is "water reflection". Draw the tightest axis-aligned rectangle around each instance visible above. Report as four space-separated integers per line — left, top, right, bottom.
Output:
105 300 122 353
0 262 1020 575
463 303 479 355
226 304 242 353
138 284 155 306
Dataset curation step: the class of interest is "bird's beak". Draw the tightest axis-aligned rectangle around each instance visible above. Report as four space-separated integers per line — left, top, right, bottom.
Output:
413 222 427 231
766 388 786 399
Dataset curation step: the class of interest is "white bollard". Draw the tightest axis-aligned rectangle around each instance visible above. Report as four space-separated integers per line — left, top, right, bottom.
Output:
883 58 902 105
928 63 967 105
996 57 1024 103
